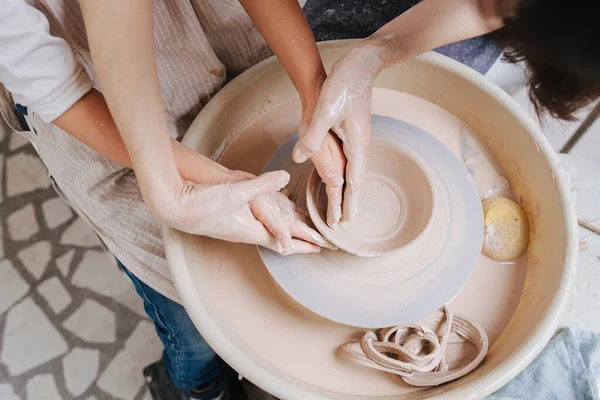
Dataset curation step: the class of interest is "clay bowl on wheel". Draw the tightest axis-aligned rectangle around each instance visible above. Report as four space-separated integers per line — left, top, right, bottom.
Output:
305 137 434 257
259 118 484 329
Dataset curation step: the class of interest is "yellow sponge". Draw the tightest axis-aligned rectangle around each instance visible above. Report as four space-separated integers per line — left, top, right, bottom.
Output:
481 197 529 261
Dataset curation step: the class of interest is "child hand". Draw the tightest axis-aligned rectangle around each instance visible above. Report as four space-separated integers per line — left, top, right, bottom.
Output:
294 42 382 223
308 131 347 229
250 190 336 254
154 168 333 255
150 171 318 254
231 170 335 253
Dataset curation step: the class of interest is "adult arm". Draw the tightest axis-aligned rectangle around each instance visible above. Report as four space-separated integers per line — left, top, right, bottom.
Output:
78 0 329 253
78 0 181 213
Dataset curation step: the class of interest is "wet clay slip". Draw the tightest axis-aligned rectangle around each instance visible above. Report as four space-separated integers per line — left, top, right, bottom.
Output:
166 41 576 399
305 138 434 257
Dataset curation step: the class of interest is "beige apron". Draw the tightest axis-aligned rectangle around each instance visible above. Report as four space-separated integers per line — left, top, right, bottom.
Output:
0 0 271 302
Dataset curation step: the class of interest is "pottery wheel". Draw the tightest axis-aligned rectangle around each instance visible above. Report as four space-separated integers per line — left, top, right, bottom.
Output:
260 115 483 328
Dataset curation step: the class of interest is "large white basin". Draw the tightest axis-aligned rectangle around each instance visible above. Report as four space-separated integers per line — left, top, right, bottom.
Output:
165 40 577 399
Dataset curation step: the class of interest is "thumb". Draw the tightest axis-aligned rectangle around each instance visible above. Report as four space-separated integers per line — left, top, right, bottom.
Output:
227 170 290 205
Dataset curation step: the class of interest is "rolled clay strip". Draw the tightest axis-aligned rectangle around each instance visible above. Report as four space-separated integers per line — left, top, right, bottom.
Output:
340 306 489 387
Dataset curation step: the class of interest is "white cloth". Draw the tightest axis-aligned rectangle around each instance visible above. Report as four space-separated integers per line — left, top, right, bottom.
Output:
0 0 92 122
488 328 600 400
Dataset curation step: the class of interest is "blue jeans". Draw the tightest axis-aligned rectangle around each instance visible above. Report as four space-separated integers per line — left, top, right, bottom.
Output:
120 263 222 391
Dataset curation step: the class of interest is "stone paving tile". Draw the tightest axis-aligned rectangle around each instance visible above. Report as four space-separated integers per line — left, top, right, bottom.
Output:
63 299 117 344
1 297 68 375
0 128 161 400
0 383 21 400
7 204 39 242
26 374 62 400
71 250 132 298
60 218 102 248
0 216 3 259
0 154 4 203
572 117 600 159
37 277 72 314
141 389 152 400
55 249 74 278
8 132 29 152
62 347 100 397
0 260 29 315
97 321 162 400
17 241 51 280
5 152 51 197
41 197 73 230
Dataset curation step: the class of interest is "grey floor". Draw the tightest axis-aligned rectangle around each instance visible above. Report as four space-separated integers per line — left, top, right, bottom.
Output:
0 128 158 399
0 112 280 400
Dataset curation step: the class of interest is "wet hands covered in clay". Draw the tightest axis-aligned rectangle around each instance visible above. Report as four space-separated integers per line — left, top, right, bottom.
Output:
304 121 347 230
250 188 336 253
154 169 335 255
79 0 336 256
293 39 391 227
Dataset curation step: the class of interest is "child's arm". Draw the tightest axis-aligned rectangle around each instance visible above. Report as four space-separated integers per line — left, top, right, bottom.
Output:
53 88 246 184
239 0 346 229
238 0 325 120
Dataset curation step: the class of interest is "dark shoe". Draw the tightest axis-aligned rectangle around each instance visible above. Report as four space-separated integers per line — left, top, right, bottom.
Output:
143 360 248 400
143 360 185 400
183 372 226 400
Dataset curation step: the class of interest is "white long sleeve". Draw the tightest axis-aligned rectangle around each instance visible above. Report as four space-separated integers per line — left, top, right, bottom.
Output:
0 0 93 122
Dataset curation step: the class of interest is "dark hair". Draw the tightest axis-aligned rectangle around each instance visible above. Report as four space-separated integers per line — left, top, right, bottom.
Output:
495 0 599 121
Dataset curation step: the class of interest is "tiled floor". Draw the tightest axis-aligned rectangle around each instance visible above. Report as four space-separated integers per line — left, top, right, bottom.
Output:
571 116 600 159
0 55 598 400
0 127 160 399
